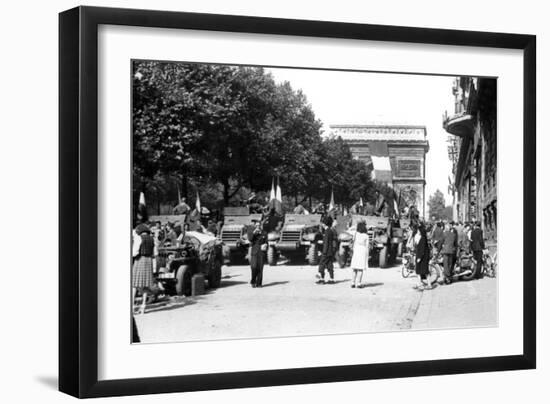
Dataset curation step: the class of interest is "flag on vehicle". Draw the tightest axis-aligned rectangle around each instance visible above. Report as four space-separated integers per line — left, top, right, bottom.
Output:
359 197 364 207
195 191 201 212
269 177 276 201
276 177 282 202
329 188 335 211
137 191 148 222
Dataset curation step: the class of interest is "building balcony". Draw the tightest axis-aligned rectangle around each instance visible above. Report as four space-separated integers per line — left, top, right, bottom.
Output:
443 111 474 138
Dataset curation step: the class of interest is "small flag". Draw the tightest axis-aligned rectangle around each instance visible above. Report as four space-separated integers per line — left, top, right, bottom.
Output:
359 197 364 207
195 191 201 212
139 192 146 207
276 177 282 202
329 188 335 211
269 177 276 201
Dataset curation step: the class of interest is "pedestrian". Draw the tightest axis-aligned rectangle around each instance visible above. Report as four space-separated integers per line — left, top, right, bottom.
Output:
132 223 155 315
430 221 445 252
316 216 337 284
247 219 267 287
441 221 458 284
470 221 485 279
414 223 433 290
350 221 369 288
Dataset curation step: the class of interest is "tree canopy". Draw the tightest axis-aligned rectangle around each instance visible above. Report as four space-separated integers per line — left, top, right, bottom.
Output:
427 189 451 221
133 61 375 213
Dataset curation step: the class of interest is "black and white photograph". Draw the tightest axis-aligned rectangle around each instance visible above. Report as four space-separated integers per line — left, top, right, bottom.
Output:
131 60 497 344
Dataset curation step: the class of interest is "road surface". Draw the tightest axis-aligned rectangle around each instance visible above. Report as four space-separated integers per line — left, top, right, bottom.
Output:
134 259 497 343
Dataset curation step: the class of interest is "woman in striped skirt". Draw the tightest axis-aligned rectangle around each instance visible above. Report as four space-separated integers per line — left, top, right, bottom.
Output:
132 223 155 314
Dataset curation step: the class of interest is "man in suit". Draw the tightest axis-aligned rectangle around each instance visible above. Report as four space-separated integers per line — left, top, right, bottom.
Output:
247 219 267 288
316 216 337 284
430 221 445 253
470 221 486 279
441 221 458 284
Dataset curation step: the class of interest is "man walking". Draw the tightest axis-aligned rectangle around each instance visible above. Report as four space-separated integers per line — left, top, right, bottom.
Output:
441 221 458 284
470 221 485 279
316 216 337 284
247 219 267 288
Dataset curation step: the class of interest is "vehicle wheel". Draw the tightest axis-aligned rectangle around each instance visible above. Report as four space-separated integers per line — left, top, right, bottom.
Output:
307 244 319 265
175 265 193 296
379 246 389 268
461 260 477 281
337 248 348 268
207 259 222 289
267 246 277 266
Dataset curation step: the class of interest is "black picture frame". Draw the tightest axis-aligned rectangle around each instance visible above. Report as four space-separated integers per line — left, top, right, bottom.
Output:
59 6 536 398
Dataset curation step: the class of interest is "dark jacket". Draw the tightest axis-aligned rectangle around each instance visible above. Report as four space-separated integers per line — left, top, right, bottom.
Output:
415 234 430 276
322 227 337 257
247 227 267 257
470 227 485 251
441 229 458 255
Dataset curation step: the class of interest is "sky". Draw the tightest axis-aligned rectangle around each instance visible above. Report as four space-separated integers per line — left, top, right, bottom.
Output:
266 67 457 209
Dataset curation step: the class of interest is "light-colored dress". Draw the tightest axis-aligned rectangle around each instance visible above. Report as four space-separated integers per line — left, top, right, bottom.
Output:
350 232 369 271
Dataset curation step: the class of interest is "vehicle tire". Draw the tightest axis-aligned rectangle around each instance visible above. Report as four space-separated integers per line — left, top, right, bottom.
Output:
175 265 193 296
267 246 277 266
337 248 348 268
461 260 477 281
207 259 222 289
379 246 389 268
307 244 319 266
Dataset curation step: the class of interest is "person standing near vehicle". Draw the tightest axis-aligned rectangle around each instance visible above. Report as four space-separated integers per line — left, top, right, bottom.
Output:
430 221 445 253
316 216 337 284
132 223 155 315
414 223 433 290
470 221 485 279
247 219 267 288
350 221 369 288
441 221 458 284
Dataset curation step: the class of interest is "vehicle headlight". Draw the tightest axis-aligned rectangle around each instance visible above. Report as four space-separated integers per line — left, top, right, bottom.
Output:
338 232 352 242
303 232 316 241
267 232 280 241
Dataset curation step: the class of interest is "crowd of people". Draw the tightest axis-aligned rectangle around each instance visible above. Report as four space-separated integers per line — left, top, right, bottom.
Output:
405 219 487 291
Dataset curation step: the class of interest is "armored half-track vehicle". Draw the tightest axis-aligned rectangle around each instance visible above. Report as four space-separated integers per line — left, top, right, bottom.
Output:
267 214 323 265
219 207 262 263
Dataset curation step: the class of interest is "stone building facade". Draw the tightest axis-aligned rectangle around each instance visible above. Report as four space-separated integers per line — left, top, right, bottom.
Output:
330 124 429 218
443 77 497 243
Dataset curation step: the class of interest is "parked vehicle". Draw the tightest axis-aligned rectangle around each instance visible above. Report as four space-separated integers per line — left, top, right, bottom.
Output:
267 214 323 265
156 231 224 296
218 207 262 263
427 248 477 283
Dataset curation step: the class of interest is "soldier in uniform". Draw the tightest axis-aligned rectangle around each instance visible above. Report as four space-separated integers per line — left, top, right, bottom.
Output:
247 219 267 287
374 190 387 216
316 216 337 284
173 197 191 215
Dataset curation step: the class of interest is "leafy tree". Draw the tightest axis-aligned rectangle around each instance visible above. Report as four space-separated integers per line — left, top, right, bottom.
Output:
428 189 447 220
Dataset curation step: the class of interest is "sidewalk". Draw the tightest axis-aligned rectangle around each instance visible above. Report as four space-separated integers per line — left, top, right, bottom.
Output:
412 276 497 330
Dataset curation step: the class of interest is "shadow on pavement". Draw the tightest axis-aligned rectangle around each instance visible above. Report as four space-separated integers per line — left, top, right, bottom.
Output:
220 279 249 287
361 282 384 288
261 281 290 288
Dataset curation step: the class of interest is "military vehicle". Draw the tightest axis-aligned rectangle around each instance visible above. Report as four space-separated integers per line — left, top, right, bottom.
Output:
155 231 224 296
336 214 404 268
267 214 323 265
219 207 262 263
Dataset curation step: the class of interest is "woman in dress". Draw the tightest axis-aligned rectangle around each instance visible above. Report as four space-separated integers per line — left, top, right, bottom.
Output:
414 223 433 290
350 221 369 288
132 223 155 314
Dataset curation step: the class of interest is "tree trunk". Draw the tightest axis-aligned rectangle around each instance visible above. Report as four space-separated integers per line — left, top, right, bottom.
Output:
222 177 230 205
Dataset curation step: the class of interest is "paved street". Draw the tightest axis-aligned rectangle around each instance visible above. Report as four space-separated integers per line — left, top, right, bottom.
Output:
135 260 497 343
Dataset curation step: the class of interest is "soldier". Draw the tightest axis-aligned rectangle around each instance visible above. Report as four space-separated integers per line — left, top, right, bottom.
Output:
316 216 337 284
247 219 267 287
